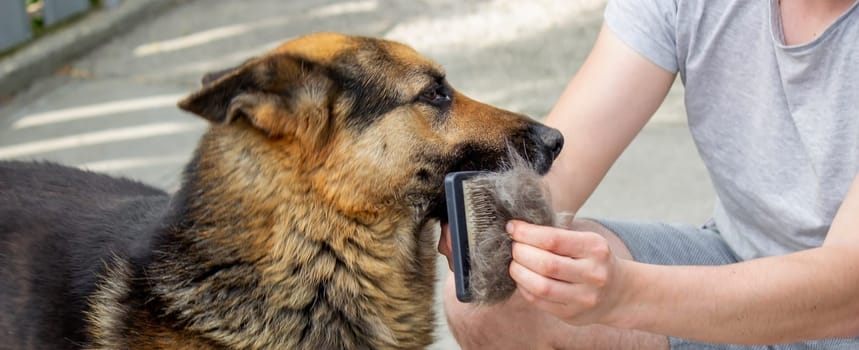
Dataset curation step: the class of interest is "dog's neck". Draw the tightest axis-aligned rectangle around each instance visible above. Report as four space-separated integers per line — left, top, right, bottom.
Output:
146 126 438 349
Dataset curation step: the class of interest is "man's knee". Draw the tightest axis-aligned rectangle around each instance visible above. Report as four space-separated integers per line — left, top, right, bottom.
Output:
567 218 634 260
443 273 554 349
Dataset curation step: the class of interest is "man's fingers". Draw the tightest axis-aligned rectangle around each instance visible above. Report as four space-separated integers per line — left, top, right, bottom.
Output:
511 261 605 315
508 220 606 258
517 286 565 310
511 242 599 284
438 223 452 256
509 260 580 303
438 223 454 270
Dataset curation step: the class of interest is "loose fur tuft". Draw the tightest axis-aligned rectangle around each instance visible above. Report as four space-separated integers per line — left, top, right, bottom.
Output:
463 151 557 304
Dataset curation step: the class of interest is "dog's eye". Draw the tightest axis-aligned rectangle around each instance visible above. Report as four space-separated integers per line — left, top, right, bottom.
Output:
418 83 450 106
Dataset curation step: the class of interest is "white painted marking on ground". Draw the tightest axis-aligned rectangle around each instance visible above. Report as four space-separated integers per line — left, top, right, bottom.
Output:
78 155 189 172
0 122 203 158
12 94 186 129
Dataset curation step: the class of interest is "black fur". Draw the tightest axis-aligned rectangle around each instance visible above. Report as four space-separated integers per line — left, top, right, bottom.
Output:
0 161 166 350
329 61 402 131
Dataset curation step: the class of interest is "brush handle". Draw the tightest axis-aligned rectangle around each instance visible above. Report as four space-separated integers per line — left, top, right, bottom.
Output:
444 171 488 303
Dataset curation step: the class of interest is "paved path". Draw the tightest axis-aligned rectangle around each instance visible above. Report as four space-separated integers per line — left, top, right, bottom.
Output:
0 1 713 348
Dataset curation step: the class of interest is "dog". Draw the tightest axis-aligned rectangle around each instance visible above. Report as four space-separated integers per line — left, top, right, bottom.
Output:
0 32 563 350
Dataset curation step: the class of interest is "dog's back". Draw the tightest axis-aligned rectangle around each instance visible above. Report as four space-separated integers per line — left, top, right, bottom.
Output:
0 161 168 350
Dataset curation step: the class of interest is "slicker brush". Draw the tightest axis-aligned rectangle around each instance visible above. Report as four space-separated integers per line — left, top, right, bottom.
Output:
444 156 556 304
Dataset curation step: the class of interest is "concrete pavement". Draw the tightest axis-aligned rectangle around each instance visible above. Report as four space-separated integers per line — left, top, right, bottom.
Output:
0 1 713 348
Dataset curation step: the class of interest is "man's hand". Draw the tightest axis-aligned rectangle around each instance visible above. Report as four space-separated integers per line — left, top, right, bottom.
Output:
507 220 632 326
439 218 633 326
438 223 454 271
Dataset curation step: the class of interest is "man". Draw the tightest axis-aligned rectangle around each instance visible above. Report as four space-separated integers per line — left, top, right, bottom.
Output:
439 0 859 348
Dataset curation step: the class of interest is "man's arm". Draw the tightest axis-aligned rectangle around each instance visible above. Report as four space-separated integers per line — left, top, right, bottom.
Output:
442 24 676 349
509 173 859 344
542 23 675 213
626 173 859 342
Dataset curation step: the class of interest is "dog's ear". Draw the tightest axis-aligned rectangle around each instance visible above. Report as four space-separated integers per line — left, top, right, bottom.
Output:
177 55 332 137
200 64 242 86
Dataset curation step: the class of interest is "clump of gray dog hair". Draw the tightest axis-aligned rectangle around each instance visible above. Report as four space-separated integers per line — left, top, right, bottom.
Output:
463 150 561 304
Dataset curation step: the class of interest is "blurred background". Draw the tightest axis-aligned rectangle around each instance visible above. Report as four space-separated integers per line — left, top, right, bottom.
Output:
0 1 712 348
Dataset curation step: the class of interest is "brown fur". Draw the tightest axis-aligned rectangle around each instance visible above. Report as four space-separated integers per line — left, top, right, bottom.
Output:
0 32 562 350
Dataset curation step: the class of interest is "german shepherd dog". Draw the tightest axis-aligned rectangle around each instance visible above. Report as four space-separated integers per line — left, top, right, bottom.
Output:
0 33 563 349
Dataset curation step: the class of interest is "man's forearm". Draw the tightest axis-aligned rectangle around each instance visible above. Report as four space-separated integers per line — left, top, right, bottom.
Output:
542 25 675 213
621 174 859 343
617 175 859 345
618 246 859 344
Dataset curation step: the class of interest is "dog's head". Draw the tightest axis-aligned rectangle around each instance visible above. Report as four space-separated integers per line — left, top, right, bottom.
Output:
178 32 563 225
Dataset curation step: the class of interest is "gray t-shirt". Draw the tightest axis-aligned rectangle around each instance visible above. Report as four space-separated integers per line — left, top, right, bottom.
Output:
605 0 859 260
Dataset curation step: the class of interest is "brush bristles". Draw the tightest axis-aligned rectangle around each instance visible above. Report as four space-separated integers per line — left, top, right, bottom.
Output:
462 156 556 304
464 177 503 255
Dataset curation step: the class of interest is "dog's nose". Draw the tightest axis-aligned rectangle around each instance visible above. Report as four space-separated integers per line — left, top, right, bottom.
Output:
539 126 564 160
522 123 565 174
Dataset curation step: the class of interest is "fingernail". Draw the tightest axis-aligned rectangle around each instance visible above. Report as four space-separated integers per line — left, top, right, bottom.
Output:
506 221 514 234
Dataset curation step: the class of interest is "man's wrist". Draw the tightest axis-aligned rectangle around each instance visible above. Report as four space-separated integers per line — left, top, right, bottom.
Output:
601 259 653 330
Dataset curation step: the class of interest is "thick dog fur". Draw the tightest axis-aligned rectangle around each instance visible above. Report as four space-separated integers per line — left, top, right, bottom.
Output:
0 33 562 350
